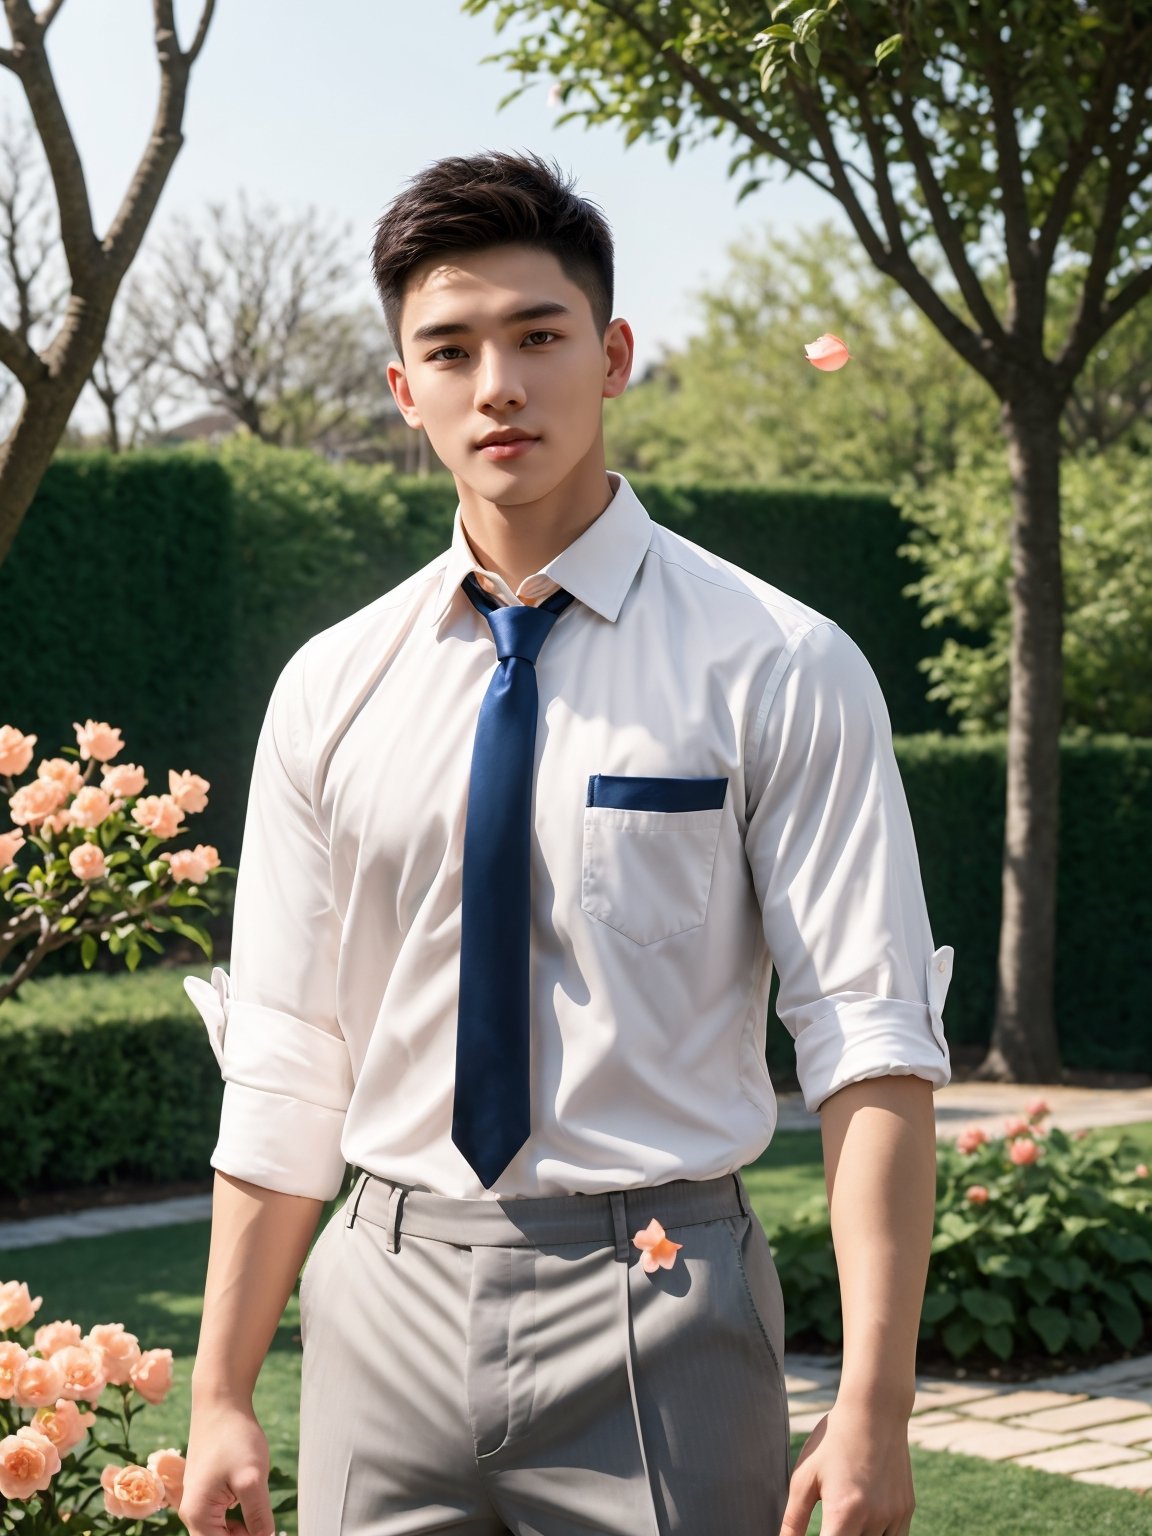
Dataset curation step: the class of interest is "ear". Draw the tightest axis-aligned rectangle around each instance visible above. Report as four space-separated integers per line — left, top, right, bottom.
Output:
602 317 634 401
387 359 423 428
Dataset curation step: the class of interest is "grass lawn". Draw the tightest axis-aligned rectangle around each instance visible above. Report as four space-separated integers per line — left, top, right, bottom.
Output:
3 1124 1152 1533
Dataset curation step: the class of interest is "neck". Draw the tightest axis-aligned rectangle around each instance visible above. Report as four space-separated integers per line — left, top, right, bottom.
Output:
456 442 615 594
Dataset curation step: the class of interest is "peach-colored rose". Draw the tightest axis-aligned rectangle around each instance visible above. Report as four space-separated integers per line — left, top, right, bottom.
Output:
132 793 185 840
1009 1137 1040 1165
100 1460 168 1518
30 1397 96 1456
38 809 73 836
8 777 66 827
0 1424 62 1499
803 332 852 371
34 1320 83 1357
53 1343 107 1402
0 1340 29 1397
0 827 24 869
12 1349 66 1408
161 844 220 883
1004 1116 1031 1138
1137 1164 1149 1178
37 757 85 797
168 769 210 814
101 762 146 797
955 1126 988 1154
69 842 107 881
68 786 115 830
0 726 37 777
73 719 124 763
965 1185 990 1204
632 1218 683 1273
86 1322 142 1386
130 1346 173 1405
1025 1097 1050 1120
1073 1128 1090 1140
0 1279 43 1332
147 1447 187 1508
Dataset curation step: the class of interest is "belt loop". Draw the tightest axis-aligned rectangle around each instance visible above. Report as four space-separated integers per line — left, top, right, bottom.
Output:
385 1182 406 1254
732 1170 751 1219
609 1190 631 1262
345 1170 370 1229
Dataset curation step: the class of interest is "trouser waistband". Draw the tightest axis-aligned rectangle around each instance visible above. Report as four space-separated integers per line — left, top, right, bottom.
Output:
343 1168 753 1257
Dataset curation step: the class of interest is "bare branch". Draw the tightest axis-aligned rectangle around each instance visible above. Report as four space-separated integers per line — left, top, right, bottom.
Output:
35 0 67 31
0 316 46 387
3 0 97 280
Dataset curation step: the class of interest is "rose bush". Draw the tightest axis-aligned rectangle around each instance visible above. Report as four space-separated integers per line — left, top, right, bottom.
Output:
0 719 233 1004
772 1099 1152 1365
0 1276 297 1531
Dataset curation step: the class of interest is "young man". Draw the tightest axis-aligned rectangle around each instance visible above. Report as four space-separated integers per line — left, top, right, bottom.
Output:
181 149 953 1536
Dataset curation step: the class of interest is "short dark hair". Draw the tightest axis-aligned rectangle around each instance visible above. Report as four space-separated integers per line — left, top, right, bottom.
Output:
370 148 614 360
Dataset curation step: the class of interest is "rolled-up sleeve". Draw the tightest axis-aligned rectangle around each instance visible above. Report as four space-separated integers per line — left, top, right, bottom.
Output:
743 619 952 1114
183 642 353 1200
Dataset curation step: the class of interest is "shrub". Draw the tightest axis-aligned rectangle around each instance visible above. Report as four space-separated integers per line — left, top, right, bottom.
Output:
772 1101 1152 1365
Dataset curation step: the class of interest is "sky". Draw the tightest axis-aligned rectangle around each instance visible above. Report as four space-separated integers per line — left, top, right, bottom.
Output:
0 0 856 426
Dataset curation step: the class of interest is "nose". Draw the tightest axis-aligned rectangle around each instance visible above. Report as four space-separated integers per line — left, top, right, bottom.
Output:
474 343 527 413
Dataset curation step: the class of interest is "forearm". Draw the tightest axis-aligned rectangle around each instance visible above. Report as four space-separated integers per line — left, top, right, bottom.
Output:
819 1074 937 1416
190 1169 325 1408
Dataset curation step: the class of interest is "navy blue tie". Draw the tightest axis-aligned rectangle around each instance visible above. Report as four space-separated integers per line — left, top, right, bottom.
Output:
453 572 576 1188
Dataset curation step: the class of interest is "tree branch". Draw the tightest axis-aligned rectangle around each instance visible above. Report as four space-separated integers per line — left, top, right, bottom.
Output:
35 0 67 31
0 316 47 388
591 0 837 197
790 73 1001 390
1053 48 1152 385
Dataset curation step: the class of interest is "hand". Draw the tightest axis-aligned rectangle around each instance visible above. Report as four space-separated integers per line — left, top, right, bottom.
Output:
178 1397 276 1536
778 1398 916 1536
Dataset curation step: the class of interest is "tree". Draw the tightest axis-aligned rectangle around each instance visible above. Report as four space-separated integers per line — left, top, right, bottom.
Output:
0 0 216 551
127 193 393 449
605 218 998 487
464 0 1152 1081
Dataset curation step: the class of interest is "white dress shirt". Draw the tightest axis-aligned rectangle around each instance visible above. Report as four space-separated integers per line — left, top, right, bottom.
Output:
184 470 953 1202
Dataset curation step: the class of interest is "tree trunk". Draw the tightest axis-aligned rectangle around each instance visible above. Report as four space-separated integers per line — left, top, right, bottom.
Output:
976 389 1066 1082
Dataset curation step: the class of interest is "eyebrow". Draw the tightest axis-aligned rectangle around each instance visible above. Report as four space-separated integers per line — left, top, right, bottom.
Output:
410 301 574 344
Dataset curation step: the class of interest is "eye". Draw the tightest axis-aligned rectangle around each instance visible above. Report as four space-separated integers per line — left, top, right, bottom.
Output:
523 330 558 345
427 345 466 362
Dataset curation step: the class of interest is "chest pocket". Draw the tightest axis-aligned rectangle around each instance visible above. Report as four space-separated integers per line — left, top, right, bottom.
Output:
581 774 728 946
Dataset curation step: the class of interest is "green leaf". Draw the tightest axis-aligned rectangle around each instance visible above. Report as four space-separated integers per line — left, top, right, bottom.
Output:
875 32 902 64
1127 1270 1152 1304
941 1315 981 1357
1027 1305 1072 1353
81 932 98 969
804 40 820 66
1101 1292 1143 1349
960 1287 1014 1326
983 1323 1013 1360
920 1291 956 1324
1098 1230 1152 1264
1068 1308 1103 1351
57 914 78 932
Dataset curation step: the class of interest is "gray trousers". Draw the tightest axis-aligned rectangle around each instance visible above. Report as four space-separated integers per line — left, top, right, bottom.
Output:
297 1168 792 1535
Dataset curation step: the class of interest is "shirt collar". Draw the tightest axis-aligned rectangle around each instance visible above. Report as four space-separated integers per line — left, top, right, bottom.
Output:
427 470 653 628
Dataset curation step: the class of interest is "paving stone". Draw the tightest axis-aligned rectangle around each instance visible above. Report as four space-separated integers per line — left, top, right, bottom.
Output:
906 1412 962 1443
910 1382 1004 1412
1006 1396 1152 1432
1013 1442 1148 1474
785 1374 834 1394
789 1409 831 1432
1071 1459 1152 1491
1025 1355 1152 1396
903 1420 1069 1460
0 1195 213 1251
1082 1415 1152 1446
958 1389 1090 1419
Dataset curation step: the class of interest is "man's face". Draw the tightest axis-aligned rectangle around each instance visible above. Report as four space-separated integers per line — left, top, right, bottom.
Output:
387 243 631 499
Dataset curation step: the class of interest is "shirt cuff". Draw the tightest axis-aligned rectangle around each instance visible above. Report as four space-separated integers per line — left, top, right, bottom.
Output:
791 945 954 1114
184 967 354 1200
210 1082 349 1200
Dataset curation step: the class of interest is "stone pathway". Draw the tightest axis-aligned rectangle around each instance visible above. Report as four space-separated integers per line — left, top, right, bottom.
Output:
785 1350 1152 1495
